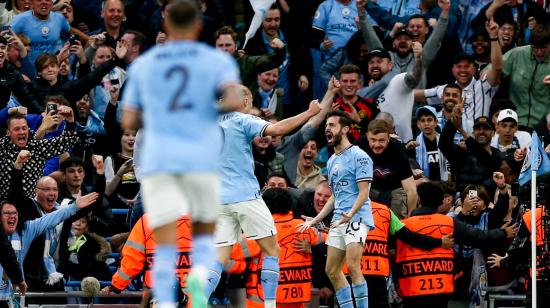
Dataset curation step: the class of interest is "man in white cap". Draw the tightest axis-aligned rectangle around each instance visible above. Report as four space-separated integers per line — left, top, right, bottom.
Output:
491 109 531 153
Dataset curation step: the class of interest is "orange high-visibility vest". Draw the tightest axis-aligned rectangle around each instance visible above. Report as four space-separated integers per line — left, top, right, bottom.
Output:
111 214 193 291
243 212 324 307
395 213 455 297
522 207 547 280
344 202 391 277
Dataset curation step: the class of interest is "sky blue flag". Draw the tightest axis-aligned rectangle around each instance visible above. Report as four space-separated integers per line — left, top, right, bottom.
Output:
518 132 550 185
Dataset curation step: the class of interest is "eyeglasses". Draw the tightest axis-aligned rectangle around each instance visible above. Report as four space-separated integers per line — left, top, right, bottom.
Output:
37 187 58 192
1 211 17 217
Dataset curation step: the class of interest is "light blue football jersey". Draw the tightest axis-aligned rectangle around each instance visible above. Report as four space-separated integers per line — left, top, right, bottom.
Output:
11 11 70 65
218 112 270 204
327 145 374 229
312 0 358 56
121 40 240 176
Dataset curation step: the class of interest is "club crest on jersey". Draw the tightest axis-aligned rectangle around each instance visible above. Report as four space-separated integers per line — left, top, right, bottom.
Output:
41 26 50 37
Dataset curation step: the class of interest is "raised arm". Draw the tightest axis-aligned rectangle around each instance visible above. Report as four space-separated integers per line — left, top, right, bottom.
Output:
404 42 423 89
357 0 383 51
484 19 503 87
263 100 321 136
422 0 450 67
307 76 340 129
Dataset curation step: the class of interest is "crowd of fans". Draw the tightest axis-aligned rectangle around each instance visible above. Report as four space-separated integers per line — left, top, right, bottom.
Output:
0 0 549 307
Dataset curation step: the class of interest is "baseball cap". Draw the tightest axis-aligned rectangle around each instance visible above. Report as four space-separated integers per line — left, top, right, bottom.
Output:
416 106 438 119
394 29 413 39
453 53 475 65
473 116 494 130
366 48 391 62
496 109 518 123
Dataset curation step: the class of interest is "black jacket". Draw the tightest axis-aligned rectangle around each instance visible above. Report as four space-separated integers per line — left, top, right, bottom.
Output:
438 120 503 194
0 228 23 284
31 57 125 107
0 61 42 113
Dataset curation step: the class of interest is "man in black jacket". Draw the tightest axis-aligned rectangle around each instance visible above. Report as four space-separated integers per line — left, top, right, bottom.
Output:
438 114 504 194
0 36 43 113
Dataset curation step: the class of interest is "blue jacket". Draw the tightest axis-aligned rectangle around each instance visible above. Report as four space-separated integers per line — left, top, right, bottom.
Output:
0 203 78 300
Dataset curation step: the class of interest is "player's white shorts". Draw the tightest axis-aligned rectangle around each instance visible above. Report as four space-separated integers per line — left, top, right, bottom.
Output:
326 221 369 251
141 173 218 229
214 198 277 247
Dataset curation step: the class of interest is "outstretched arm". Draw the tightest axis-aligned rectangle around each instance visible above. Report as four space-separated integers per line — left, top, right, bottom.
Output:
264 100 321 136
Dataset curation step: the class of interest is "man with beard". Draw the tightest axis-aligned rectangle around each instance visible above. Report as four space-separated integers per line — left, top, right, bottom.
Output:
300 110 373 308
365 41 424 142
415 19 503 131
438 109 503 193
358 119 418 218
357 0 449 89
469 31 491 77
72 94 109 187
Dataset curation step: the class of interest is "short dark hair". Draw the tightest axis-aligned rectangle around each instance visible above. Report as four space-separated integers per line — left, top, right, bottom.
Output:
35 54 58 72
443 83 462 94
417 181 444 209
6 112 27 129
531 24 550 46
124 30 147 53
267 172 290 186
262 188 292 215
367 118 391 135
215 26 238 43
326 110 353 128
339 64 361 76
60 156 85 173
408 14 429 27
44 95 69 106
165 0 200 29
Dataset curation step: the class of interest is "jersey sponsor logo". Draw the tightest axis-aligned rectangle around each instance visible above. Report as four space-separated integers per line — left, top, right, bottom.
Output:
332 180 349 193
279 266 312 284
400 258 454 277
326 23 357 33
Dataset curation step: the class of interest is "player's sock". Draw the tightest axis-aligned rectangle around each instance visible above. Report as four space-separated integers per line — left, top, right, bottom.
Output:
152 245 177 306
335 285 354 308
205 261 223 297
352 282 368 308
190 233 215 295
261 256 280 308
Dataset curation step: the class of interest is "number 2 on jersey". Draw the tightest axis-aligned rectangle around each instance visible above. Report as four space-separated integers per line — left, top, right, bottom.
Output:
165 66 193 111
